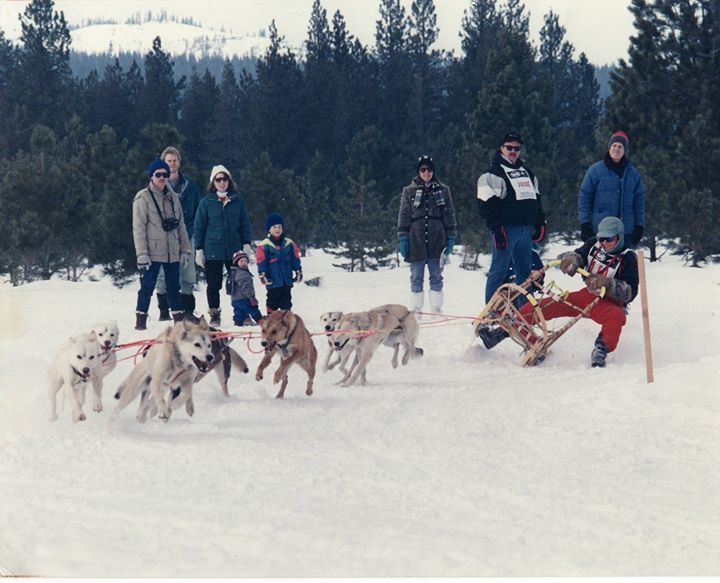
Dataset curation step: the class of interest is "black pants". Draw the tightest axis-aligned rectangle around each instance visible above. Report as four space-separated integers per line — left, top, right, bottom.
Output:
266 286 292 311
204 259 232 310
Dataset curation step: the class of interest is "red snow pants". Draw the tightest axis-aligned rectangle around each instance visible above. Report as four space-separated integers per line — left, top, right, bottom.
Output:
519 288 626 352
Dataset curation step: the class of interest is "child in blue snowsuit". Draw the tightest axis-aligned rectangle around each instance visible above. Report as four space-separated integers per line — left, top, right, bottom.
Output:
226 250 264 326
255 213 303 312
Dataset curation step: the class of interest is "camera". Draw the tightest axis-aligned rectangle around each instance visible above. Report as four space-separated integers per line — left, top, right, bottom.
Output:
162 217 180 232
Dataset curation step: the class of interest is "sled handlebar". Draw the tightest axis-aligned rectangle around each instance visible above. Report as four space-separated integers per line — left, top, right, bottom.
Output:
545 261 605 298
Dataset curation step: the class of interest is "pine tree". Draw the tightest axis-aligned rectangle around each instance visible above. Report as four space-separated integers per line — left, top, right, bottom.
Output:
206 60 243 173
137 36 185 128
178 67 219 170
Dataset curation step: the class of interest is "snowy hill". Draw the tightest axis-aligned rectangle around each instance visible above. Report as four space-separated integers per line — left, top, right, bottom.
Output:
0 243 718 577
70 20 272 58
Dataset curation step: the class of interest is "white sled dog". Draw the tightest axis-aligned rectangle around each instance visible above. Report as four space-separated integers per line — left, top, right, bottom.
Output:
331 304 423 387
319 311 345 372
48 331 105 422
87 320 120 414
112 316 214 423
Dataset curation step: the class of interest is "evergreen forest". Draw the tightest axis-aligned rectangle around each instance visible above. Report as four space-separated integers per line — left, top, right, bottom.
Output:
1 0 719 284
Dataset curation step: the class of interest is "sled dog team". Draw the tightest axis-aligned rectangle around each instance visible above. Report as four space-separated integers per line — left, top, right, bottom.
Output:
48 303 423 423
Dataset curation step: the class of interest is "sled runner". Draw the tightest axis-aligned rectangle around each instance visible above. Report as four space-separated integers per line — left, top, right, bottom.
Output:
471 261 605 366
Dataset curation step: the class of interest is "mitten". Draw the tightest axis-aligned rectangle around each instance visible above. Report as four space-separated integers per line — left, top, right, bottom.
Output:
631 225 644 246
259 273 271 286
293 270 303 283
559 252 582 276
444 234 456 256
195 249 205 268
492 226 508 250
580 223 594 242
398 235 409 260
243 242 255 263
249 297 259 307
585 273 612 294
137 254 151 271
180 253 190 268
532 221 546 243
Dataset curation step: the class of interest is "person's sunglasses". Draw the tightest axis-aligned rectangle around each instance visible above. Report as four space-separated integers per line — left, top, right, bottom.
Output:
214 176 229 182
419 166 432 173
598 236 618 243
503 145 522 152
153 172 169 178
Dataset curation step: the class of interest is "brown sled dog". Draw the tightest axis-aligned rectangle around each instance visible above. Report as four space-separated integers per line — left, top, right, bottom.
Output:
255 310 317 399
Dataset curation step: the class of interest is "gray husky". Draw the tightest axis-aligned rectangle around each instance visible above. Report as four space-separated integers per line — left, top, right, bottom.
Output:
112 316 214 423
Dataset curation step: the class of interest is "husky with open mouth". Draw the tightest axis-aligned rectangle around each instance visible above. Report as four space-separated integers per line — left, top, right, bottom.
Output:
112 316 214 422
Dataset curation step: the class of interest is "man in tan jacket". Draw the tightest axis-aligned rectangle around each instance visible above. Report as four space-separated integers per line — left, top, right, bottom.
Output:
132 158 191 330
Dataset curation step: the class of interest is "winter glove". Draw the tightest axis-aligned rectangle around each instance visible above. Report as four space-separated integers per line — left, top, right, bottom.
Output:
559 252 582 276
532 221 547 243
180 253 190 268
580 223 594 242
444 234 456 255
137 254 151 271
398 235 409 260
585 273 612 295
195 249 205 268
243 242 255 263
491 226 508 251
293 270 303 283
631 225 644 246
259 273 272 286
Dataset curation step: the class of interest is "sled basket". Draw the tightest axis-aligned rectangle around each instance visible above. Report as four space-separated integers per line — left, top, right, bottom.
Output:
471 262 603 366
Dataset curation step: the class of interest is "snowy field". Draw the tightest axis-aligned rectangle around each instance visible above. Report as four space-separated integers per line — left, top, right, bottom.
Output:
0 242 718 578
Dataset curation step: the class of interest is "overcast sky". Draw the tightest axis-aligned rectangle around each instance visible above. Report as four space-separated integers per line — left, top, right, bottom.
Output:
0 0 634 65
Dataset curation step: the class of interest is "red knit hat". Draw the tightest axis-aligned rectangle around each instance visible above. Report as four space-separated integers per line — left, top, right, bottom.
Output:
608 131 629 152
232 250 248 265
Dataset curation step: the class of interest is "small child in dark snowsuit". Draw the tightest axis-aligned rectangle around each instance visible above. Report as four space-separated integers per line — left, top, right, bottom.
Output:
226 250 264 326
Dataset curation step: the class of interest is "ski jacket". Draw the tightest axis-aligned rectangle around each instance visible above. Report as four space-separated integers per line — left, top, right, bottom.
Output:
193 191 252 261
169 172 201 240
132 184 190 263
578 155 646 236
397 176 457 262
476 151 545 232
572 238 639 306
255 235 302 289
227 266 258 301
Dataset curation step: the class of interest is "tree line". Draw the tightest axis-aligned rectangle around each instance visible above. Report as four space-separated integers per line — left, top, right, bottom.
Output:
0 0 718 285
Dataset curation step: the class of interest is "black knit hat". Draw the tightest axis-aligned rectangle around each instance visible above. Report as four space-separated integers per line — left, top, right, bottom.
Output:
265 212 285 232
416 154 434 173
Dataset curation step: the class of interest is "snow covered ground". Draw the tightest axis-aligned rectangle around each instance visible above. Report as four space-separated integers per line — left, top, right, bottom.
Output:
0 243 718 577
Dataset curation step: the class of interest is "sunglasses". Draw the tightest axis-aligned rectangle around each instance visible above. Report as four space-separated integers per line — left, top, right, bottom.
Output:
153 172 169 178
214 176 229 183
503 145 522 152
598 236 618 243
418 166 433 173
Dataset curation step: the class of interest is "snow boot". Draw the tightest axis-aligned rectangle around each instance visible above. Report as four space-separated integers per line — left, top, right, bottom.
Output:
181 293 196 315
156 293 171 321
135 311 148 331
428 290 444 317
410 292 424 317
209 308 221 327
172 310 185 323
591 337 608 368
477 325 509 350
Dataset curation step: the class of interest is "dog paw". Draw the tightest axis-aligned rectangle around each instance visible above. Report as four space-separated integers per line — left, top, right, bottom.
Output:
49 413 58 422
273 370 283 384
255 371 263 382
73 412 87 422
306 387 313 396
93 402 103 413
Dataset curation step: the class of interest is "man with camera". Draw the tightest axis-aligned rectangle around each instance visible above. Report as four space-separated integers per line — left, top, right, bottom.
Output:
132 158 191 330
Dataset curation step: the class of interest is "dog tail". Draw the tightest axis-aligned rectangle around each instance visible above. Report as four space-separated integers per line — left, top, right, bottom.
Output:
114 382 126 400
228 346 249 374
414 347 424 358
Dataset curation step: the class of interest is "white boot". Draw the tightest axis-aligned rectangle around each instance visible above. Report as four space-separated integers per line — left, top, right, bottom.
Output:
429 290 444 317
410 292 424 316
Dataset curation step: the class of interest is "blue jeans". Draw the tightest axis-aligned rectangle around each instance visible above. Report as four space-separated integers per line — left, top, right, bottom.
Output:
410 259 443 293
136 262 181 313
485 225 533 304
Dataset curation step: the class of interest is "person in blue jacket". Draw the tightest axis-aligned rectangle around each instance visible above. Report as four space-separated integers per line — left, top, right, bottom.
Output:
578 131 646 247
255 213 302 313
193 165 253 327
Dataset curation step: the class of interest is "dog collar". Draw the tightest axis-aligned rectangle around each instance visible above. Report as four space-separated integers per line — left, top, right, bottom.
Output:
335 337 350 351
